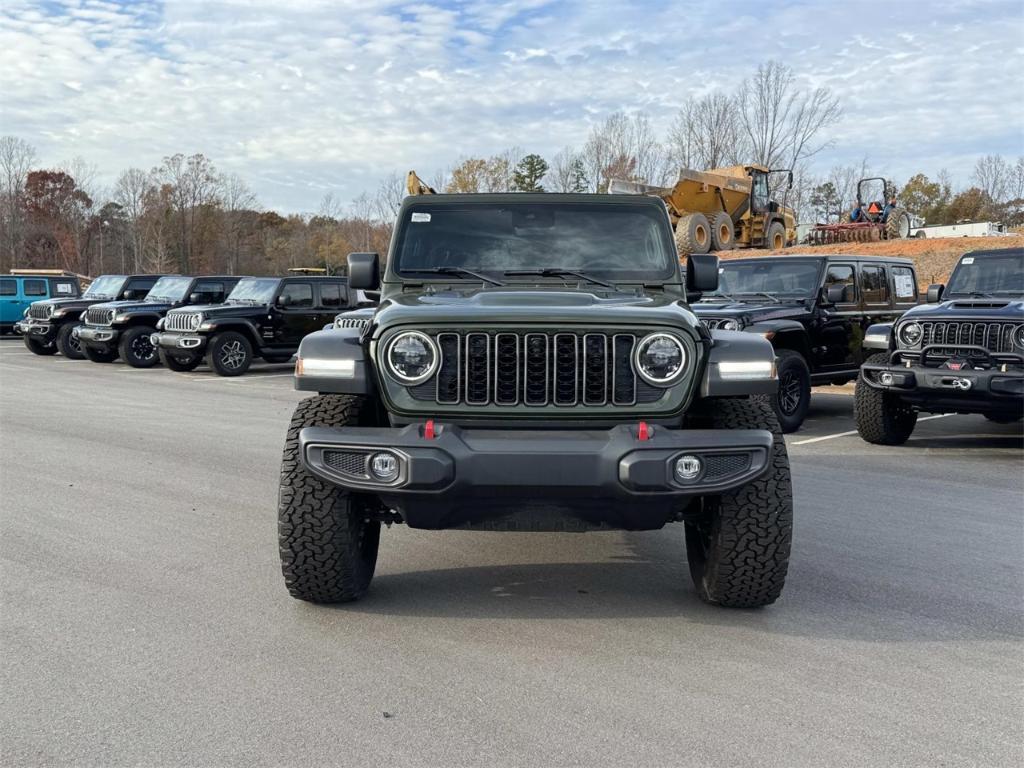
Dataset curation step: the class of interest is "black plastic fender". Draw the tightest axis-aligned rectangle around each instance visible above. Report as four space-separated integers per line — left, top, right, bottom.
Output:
202 318 264 347
700 330 779 398
863 322 894 351
294 328 374 394
745 318 810 355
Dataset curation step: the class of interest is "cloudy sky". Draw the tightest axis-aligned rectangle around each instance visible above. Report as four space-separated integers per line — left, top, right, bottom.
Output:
2 0 1022 212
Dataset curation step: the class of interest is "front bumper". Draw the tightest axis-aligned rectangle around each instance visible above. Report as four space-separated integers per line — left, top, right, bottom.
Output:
77 325 119 346
299 422 774 530
14 319 55 339
152 331 206 352
863 354 1024 415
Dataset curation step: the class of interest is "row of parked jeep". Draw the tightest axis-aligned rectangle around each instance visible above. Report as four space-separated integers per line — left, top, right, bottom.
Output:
9 273 372 376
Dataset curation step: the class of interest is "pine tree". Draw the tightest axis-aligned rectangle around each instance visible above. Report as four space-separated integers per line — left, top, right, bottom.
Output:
512 154 549 192
568 157 588 193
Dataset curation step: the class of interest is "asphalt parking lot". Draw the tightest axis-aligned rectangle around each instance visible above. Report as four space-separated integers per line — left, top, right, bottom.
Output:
1 338 1021 768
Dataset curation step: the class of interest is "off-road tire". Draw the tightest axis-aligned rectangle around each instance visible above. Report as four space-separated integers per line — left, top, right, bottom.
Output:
119 326 159 368
278 394 381 603
854 353 917 444
766 221 786 251
55 322 85 359
886 208 910 239
24 334 57 355
159 349 202 372
675 213 711 256
684 396 793 608
206 330 253 376
772 350 811 433
82 344 117 363
708 211 735 251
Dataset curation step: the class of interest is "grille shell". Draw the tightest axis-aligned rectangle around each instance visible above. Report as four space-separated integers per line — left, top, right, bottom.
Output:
900 319 1020 357
165 312 203 332
85 307 115 326
29 304 53 320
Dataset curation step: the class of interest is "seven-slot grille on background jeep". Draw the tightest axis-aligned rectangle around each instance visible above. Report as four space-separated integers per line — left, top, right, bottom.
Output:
164 312 203 332
334 315 370 330
85 307 116 326
402 328 667 407
29 304 54 320
896 318 1022 364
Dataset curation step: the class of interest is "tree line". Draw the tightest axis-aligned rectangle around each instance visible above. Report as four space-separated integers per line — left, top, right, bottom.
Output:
2 60 1020 278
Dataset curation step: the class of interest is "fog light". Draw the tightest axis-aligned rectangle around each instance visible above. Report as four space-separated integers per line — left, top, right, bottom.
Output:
369 452 399 481
675 454 702 481
879 372 894 386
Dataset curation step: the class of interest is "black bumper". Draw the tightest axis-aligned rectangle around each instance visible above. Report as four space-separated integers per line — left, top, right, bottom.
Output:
299 423 773 530
152 331 206 353
862 357 1024 415
76 325 120 347
14 319 56 340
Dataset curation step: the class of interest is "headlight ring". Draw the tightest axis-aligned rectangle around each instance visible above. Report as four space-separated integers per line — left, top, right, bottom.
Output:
1013 324 1024 350
633 332 687 386
385 331 439 385
897 321 923 348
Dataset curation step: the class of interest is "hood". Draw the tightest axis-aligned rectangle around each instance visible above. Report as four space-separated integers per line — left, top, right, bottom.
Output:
31 296 104 311
372 286 697 329
91 298 176 314
167 301 261 318
902 298 1024 322
692 298 811 324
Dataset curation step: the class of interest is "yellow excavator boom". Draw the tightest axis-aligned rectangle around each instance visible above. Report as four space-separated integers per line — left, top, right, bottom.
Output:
406 170 436 196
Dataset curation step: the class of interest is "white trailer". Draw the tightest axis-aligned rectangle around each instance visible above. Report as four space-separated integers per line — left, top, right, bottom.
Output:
910 221 1009 239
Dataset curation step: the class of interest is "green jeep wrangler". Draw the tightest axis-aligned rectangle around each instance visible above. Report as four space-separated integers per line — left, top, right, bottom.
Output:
278 193 793 608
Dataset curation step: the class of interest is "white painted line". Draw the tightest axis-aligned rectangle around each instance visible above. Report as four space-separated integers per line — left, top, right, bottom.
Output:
792 414 956 445
188 372 294 383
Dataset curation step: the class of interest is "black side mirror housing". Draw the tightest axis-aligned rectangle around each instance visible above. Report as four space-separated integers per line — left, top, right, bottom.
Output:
926 284 944 303
189 292 202 304
348 252 381 291
825 284 848 304
123 289 146 300
277 293 293 307
686 253 719 296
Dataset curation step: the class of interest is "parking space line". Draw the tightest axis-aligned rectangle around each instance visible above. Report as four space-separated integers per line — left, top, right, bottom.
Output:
792 414 955 445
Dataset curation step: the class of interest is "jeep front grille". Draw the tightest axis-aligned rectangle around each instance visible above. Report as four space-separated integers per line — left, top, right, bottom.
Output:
701 318 727 330
85 307 114 326
409 330 662 407
919 321 1017 355
29 304 53 320
165 312 202 332
334 316 370 330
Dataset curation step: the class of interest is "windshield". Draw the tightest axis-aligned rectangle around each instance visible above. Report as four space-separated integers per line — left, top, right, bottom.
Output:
945 252 1024 296
392 202 678 283
82 275 126 300
227 277 280 303
716 260 821 298
145 276 192 302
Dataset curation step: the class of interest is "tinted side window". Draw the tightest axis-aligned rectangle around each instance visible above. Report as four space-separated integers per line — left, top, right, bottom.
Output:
319 283 348 308
861 265 888 305
0 279 15 296
891 266 917 303
126 278 157 292
280 283 313 307
195 281 225 300
24 279 47 296
824 264 856 303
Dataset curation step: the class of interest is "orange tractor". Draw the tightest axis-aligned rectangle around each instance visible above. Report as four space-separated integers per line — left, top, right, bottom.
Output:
809 177 911 244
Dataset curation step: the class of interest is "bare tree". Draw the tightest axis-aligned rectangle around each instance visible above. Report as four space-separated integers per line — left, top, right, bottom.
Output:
547 147 584 192
220 173 258 274
153 153 220 272
113 168 153 271
318 191 344 221
351 192 373 251
736 61 841 171
0 136 36 269
1011 157 1024 202
373 171 405 222
583 112 667 191
667 93 745 172
972 155 1010 203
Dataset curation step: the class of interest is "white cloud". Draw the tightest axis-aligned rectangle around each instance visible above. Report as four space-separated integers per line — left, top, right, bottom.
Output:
1 0 1021 212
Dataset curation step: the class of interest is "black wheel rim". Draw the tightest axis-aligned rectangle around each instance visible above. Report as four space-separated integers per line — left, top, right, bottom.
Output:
131 335 155 361
69 333 81 353
220 340 246 369
778 370 803 415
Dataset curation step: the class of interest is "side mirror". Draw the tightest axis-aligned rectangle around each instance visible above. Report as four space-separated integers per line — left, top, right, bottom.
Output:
189 292 202 304
686 253 719 294
123 289 146 300
825 284 848 304
926 284 944 303
348 252 381 291
277 293 293 307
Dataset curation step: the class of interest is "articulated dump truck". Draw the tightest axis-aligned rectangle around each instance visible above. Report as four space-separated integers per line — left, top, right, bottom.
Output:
609 165 796 257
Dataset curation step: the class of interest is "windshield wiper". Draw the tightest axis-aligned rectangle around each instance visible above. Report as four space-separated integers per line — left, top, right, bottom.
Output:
405 267 504 286
503 268 616 289
735 291 781 304
699 291 736 301
948 290 996 298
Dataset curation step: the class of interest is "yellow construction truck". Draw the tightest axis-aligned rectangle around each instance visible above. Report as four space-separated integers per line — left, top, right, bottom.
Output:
610 165 797 256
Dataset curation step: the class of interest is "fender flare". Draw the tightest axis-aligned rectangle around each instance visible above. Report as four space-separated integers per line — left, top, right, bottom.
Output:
294 328 374 395
863 322 894 351
202 318 263 347
700 330 778 398
746 319 810 358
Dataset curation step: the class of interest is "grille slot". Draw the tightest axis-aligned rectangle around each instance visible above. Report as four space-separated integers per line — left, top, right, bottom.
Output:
323 450 368 477
334 316 369 330
920 321 1017 355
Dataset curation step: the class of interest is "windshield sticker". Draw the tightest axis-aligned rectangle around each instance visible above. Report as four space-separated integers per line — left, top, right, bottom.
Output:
894 273 916 298
961 257 974 265
411 212 431 223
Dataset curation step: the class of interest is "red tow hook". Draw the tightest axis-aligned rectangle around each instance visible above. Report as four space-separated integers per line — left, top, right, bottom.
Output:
637 421 652 441
424 419 436 440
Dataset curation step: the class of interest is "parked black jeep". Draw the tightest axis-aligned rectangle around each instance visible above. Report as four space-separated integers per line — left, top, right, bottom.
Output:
77 275 242 366
279 193 794 609
692 254 919 431
154 275 353 375
856 248 1023 444
15 274 161 359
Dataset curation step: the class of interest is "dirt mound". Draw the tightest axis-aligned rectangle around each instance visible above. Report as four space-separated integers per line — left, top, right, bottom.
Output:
713 235 1024 288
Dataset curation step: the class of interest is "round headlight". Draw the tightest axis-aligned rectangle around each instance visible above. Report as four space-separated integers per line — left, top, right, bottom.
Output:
385 331 438 384
189 313 202 331
633 333 686 386
720 319 740 331
1013 324 1024 349
897 321 923 347
44 304 55 318
105 309 116 324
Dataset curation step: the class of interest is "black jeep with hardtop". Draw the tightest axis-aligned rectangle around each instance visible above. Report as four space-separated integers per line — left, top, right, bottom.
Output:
15 274 162 359
692 254 919 432
77 275 242 366
856 248 1023 443
154 276 354 375
279 193 794 609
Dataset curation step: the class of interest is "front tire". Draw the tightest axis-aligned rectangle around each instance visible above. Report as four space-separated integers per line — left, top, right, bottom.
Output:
159 349 202 372
854 353 917 444
684 396 793 608
278 395 381 603
206 331 253 376
675 213 711 256
82 344 118 363
772 350 811 433
708 211 735 251
766 221 786 250
23 335 57 356
119 326 159 368
56 323 85 359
